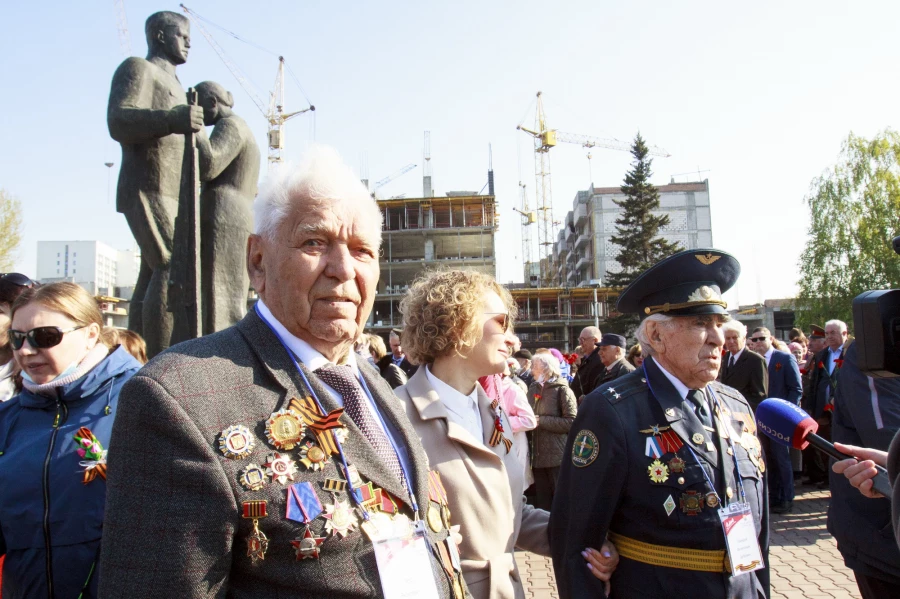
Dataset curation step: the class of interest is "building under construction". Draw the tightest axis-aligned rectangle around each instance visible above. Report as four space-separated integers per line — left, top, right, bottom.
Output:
508 285 618 352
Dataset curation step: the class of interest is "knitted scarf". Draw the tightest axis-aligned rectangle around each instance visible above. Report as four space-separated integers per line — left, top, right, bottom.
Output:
22 344 110 397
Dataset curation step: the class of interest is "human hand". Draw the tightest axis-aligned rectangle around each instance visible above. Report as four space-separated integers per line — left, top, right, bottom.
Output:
583 539 619 595
832 442 889 499
168 104 204 134
450 524 462 547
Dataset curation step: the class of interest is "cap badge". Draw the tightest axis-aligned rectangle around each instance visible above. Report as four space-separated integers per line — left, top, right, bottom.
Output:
687 285 720 303
696 253 721 265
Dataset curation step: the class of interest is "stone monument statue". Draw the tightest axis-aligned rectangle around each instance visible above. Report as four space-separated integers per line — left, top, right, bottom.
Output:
194 81 261 334
107 10 203 357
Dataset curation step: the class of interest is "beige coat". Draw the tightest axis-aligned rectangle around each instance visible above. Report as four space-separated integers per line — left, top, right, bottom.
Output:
395 368 551 599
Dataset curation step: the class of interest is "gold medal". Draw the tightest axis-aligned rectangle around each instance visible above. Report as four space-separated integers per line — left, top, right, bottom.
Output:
427 504 443 532
299 441 327 471
265 409 304 450
218 425 255 459
648 459 669 483
680 490 703 515
239 464 266 491
441 504 452 529
692 433 705 445
324 497 359 538
667 456 685 473
242 500 269 562
705 493 720 508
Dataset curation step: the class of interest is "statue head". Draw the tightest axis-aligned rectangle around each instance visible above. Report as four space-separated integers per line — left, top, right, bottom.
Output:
145 11 191 66
195 81 235 126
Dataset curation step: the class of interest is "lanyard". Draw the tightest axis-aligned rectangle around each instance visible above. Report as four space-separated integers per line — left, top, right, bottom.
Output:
254 304 420 518
642 362 746 505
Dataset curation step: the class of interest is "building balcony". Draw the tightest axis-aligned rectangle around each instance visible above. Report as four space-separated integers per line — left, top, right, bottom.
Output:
557 238 569 257
576 254 592 272
575 202 589 227
574 232 591 251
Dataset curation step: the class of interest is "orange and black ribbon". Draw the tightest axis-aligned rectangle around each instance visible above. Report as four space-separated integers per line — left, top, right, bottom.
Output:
289 396 345 456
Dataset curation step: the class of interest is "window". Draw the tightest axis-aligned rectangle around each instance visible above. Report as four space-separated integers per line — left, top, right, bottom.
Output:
73 269 76 274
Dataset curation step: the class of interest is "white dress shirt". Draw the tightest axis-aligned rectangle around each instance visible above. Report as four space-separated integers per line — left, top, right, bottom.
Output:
728 348 745 369
256 300 412 475
763 347 774 368
425 364 484 444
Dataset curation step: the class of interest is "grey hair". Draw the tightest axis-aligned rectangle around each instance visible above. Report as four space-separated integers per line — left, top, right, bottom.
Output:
825 319 848 333
532 352 561 379
254 145 382 242
581 326 602 341
635 314 676 357
722 319 747 338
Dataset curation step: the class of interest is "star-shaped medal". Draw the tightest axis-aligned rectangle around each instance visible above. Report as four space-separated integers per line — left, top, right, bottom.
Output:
648 459 669 483
323 498 359 538
299 440 327 471
292 526 326 560
263 453 298 485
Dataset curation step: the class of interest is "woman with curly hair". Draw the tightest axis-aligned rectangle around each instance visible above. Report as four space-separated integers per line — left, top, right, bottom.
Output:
394 269 617 599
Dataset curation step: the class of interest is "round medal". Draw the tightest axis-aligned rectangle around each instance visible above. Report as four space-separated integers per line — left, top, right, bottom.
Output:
299 441 327 471
667 456 686 473
265 409 304 450
441 504 452 528
705 493 720 508
218 425 255 459
691 433 705 445
239 464 267 491
427 504 443 532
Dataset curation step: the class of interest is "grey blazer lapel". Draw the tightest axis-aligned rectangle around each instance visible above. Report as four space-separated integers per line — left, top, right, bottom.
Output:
236 309 309 405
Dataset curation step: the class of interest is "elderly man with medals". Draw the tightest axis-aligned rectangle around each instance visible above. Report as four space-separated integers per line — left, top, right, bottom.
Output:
99 147 465 599
550 249 769 599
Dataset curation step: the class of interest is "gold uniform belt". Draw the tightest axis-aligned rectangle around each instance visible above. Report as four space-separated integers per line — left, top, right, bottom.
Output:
607 532 731 573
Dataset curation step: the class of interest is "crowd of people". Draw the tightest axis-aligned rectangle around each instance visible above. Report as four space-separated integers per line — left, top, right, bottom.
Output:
2 145 899 599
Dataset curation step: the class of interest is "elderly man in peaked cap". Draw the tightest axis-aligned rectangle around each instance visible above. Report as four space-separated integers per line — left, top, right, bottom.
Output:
596 334 635 388
550 249 769 599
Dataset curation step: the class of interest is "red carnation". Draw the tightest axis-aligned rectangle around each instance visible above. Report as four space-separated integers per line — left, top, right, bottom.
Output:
799 368 808 376
824 403 834 412
775 363 782 371
834 359 844 368
818 361 825 370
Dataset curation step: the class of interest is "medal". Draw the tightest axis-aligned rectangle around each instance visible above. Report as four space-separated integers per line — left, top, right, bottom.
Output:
668 456 686 473
639 424 671 435
291 526 326 560
663 494 676 517
219 425 255 459
286 481 324 523
427 504 443 532
298 440 327 471
322 478 348 492
691 433 705 445
242 500 269 562
441 504 452 529
263 453 298 485
324 497 359 538
648 459 669 483
265 408 304 451
680 490 703 515
239 464 267 491
706 493 720 508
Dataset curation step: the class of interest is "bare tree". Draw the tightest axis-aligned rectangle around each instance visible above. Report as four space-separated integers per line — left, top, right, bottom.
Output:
0 189 23 272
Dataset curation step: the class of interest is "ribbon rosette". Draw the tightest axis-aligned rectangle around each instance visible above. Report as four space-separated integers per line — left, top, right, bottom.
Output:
73 427 107 484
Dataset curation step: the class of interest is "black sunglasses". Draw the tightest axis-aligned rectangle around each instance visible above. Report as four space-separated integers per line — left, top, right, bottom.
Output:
749 336 768 342
485 312 511 333
8 326 85 350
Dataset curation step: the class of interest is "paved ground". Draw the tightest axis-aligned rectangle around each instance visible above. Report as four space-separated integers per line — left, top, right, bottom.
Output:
519 482 860 598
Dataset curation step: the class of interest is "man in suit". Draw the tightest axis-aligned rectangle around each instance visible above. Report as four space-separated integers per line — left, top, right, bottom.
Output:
551 249 769 599
377 329 418 380
572 326 603 403
718 320 767 410
99 147 460 598
513 349 535 388
749 326 802 513
596 334 635 387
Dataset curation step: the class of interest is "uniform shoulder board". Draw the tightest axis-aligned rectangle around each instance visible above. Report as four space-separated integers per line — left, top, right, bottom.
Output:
599 370 646 404
709 381 749 408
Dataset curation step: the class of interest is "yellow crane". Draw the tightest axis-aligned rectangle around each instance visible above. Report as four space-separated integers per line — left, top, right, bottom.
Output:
517 91 671 286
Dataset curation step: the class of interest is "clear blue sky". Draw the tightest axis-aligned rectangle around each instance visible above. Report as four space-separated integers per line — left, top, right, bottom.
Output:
2 1 898 306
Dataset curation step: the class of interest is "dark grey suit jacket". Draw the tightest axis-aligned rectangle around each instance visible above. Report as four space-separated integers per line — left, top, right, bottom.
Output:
99 310 454 598
597 358 635 387
718 349 768 410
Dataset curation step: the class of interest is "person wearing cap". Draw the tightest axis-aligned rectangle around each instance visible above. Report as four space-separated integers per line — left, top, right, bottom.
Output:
514 349 535 387
0 273 35 402
596 334 635 387
550 249 769 599
808 324 827 355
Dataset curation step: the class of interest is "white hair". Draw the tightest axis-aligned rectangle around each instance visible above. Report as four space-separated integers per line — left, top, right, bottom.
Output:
722 319 747 338
581 326 602 340
825 319 847 333
254 145 382 242
532 352 561 379
635 314 675 357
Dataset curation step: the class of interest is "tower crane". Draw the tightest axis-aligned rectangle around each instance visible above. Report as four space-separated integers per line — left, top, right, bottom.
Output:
112 0 132 57
512 182 536 286
517 91 670 286
372 164 417 196
179 5 315 170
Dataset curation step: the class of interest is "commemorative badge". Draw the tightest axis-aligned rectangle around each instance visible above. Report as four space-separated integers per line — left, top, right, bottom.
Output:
648 459 669 483
265 408 304 451
218 424 255 460
706 493 720 508
239 464 267 491
663 494 676 517
242 500 269 562
639 424 671 436
286 481 324 523
680 490 703 515
323 496 359 538
291 526 326 560
691 433 705 446
427 504 444 533
288 396 347 457
571 430 600 467
263 452 298 485
298 440 327 471
668 455 686 473
73 427 108 484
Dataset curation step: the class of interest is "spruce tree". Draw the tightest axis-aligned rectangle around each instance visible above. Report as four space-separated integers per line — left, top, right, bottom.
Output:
605 133 682 335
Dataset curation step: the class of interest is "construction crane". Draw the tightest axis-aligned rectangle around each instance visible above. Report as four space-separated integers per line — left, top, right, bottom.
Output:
372 163 417 196
517 91 671 286
512 182 536 286
112 0 132 57
180 5 315 170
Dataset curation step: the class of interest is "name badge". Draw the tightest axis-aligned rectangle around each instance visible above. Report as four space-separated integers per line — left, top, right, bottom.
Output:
372 519 441 599
718 502 764 576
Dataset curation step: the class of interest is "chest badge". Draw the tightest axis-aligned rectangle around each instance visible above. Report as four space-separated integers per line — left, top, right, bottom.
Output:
239 464 267 491
680 490 704 515
571 430 600 467
299 440 327 471
292 526 326 560
218 425 255 460
265 408 305 451
324 496 359 538
263 453 298 485
648 459 670 483
668 456 686 473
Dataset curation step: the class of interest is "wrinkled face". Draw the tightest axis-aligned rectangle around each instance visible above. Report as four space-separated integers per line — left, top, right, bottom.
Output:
160 20 191 65
531 359 546 381
599 344 619 367
748 331 771 354
248 198 380 357
389 336 402 358
464 291 512 377
724 330 745 355
809 337 826 353
649 315 726 389
11 303 99 385
579 329 600 354
824 324 847 350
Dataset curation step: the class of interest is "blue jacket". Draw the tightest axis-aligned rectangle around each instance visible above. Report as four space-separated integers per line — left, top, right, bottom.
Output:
766 349 802 405
0 346 141 599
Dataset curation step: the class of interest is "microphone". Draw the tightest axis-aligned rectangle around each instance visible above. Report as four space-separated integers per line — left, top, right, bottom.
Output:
755 398 892 498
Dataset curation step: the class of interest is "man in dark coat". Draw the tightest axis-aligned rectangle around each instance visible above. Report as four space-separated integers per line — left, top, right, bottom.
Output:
827 341 900 599
377 329 417 380
596 334 635 387
514 349 535 387
718 320 767 410
572 326 603 402
804 320 849 485
551 249 769 599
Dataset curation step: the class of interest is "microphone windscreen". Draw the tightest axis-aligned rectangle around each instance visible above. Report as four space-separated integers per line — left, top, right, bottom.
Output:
755 398 818 450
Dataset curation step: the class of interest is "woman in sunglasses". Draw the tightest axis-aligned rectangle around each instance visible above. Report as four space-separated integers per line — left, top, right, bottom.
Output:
0 282 142 598
393 270 618 599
